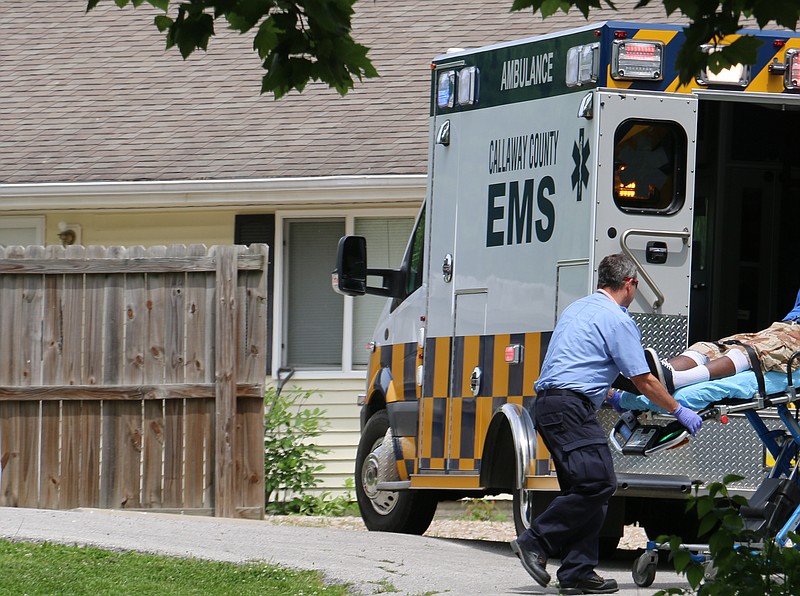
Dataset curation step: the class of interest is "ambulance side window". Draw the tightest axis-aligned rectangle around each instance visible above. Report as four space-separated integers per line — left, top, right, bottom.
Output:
612 119 687 214
393 206 425 311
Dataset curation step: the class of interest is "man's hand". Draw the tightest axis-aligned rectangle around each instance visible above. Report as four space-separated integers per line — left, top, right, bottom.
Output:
672 405 702 435
605 389 626 413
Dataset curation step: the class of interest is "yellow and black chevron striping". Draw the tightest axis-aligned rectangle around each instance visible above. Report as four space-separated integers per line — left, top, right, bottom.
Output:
606 26 800 94
367 332 554 485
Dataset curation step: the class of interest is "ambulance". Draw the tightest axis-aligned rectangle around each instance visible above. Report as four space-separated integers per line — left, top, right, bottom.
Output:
333 21 800 549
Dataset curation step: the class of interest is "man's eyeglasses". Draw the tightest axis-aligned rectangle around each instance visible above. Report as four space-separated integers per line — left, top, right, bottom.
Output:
624 277 639 288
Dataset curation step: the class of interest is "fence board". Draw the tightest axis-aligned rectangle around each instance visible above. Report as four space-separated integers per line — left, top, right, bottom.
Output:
214 246 237 518
60 245 87 509
163 245 186 507
8 247 39 508
81 245 107 508
101 246 129 509
40 245 63 509
0 244 267 518
143 246 167 509
185 244 214 509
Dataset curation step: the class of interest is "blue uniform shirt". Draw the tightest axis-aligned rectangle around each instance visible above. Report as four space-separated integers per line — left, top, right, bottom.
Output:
534 291 651 408
783 289 800 322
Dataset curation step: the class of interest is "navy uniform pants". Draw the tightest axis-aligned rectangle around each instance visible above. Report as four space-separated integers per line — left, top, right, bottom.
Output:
516 391 616 585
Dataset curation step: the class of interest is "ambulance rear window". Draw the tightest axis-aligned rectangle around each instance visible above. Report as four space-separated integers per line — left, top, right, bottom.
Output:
612 119 687 214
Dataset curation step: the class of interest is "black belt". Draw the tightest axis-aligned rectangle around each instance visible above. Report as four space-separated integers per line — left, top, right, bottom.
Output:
537 388 593 405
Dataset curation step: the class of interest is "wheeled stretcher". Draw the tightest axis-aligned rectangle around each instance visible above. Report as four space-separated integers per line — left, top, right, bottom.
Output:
610 351 800 587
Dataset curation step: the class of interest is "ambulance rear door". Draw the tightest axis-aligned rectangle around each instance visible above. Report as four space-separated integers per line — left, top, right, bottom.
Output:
593 91 698 355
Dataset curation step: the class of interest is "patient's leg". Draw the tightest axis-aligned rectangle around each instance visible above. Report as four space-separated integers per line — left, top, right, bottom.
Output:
668 348 751 389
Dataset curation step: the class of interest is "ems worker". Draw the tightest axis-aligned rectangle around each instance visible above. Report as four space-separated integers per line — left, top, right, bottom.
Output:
510 253 702 594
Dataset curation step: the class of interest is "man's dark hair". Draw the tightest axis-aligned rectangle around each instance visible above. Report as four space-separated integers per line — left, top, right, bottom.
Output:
597 253 637 291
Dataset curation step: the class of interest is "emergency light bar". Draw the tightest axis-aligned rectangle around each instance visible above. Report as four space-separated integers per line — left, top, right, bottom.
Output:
437 71 455 109
566 42 599 87
611 40 664 81
696 44 750 87
436 65 480 109
458 66 479 106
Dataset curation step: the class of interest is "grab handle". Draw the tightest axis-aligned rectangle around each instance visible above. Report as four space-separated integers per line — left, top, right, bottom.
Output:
619 228 690 312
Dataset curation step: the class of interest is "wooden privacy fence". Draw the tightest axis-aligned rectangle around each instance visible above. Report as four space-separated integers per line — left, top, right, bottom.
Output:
0 244 268 519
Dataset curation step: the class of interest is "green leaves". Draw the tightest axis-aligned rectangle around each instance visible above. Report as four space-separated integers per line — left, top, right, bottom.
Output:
263 387 329 508
510 0 612 18
87 0 378 99
655 475 800 595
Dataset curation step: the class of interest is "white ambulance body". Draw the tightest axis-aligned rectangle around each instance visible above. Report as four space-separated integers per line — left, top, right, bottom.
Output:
334 21 800 546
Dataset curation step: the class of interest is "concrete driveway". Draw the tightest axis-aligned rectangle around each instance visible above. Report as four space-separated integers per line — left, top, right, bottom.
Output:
0 507 689 595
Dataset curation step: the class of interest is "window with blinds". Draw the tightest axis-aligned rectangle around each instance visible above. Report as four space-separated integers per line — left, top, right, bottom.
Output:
285 220 345 369
284 215 413 371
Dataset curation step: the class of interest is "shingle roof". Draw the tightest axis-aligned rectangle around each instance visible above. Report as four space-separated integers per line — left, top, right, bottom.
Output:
1 1 683 184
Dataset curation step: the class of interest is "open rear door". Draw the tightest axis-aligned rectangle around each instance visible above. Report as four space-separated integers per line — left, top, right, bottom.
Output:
593 91 698 355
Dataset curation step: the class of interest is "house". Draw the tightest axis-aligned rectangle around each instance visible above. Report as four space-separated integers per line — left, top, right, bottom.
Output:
2 0 683 494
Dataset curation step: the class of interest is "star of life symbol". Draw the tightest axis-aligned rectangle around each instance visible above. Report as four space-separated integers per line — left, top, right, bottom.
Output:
571 128 590 201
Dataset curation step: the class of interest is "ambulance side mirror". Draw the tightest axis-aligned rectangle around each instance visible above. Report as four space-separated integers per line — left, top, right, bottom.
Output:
332 236 405 299
333 236 367 296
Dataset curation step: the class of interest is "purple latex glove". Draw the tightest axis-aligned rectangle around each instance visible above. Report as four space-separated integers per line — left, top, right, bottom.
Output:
606 389 626 413
672 405 702 436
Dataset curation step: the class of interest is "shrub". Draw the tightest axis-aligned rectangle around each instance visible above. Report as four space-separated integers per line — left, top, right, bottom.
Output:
657 474 800 595
264 387 329 511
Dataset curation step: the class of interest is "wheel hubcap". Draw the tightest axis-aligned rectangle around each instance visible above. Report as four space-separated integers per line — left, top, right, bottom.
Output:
361 438 398 516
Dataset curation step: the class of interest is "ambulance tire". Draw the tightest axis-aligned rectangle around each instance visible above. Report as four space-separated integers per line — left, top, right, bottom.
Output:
355 410 438 535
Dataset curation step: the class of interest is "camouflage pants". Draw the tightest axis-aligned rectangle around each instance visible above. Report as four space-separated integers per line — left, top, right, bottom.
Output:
688 321 800 373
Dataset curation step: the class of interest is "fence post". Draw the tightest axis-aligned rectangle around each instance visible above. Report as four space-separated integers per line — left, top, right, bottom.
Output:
214 246 237 518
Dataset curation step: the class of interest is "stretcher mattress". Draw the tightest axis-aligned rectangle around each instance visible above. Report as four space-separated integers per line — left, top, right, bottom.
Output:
618 369 800 413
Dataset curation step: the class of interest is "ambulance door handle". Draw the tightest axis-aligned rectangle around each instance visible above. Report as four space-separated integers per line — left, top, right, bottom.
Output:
619 228 690 312
442 253 453 283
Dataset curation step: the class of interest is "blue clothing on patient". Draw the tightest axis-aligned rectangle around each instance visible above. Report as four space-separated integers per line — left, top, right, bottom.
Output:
784 289 800 322
534 291 651 408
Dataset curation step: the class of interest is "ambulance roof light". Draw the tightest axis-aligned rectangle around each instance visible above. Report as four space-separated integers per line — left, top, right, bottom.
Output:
696 44 750 87
785 48 800 90
566 42 599 87
611 40 664 81
437 70 455 109
457 66 479 106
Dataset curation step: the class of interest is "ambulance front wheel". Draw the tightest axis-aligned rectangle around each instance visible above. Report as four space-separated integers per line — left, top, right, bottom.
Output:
355 410 438 535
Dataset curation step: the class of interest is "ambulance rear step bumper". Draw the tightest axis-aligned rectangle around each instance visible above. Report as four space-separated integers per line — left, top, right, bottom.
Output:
615 473 697 497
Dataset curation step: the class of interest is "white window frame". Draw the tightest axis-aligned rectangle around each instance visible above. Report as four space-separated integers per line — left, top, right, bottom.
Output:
273 208 417 380
0 216 45 245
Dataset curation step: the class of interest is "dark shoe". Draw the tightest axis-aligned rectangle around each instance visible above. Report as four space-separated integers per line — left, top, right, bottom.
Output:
644 347 675 393
510 539 550 587
559 572 619 594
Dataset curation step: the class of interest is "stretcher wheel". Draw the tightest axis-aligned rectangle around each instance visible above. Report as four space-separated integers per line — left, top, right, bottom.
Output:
632 551 657 587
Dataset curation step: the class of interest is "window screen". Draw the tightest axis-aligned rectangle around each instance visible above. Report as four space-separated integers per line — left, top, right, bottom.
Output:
285 220 345 369
352 217 414 367
612 119 687 214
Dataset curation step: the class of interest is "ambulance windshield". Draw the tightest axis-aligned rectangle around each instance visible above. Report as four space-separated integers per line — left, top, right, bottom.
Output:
612 119 687 214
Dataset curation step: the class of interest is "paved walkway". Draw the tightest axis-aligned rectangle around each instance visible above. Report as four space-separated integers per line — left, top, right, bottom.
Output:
0 507 688 595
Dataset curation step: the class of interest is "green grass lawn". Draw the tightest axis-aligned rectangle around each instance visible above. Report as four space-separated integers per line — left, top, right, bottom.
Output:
0 540 351 595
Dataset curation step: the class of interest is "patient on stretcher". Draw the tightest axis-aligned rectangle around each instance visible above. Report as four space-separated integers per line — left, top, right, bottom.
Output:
616 289 800 413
